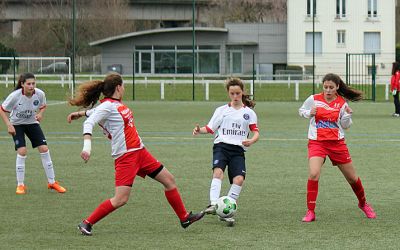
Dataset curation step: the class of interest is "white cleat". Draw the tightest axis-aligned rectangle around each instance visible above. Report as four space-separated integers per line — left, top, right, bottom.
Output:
204 204 217 215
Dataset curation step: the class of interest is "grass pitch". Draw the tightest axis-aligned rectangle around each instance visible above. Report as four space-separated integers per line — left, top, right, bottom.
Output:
0 101 398 249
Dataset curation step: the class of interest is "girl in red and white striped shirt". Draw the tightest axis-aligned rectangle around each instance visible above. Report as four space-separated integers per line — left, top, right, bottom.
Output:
68 73 204 236
299 73 376 222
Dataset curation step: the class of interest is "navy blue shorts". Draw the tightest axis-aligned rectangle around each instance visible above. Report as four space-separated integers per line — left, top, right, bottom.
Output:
12 124 47 150
212 143 246 184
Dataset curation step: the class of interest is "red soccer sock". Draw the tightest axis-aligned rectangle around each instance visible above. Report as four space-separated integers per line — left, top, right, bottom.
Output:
306 179 319 211
86 199 117 225
350 177 366 207
164 187 188 221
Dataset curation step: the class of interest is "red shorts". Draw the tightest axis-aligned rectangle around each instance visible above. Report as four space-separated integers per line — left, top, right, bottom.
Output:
114 148 162 186
308 139 352 166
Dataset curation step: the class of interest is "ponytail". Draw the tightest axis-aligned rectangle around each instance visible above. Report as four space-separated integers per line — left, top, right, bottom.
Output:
322 73 363 102
226 78 255 108
69 80 104 108
69 73 123 108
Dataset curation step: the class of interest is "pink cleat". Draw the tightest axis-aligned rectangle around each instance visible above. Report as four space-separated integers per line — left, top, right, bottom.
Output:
302 210 315 222
358 203 376 219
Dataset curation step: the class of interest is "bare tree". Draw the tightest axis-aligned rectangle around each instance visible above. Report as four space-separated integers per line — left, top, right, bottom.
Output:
205 0 286 26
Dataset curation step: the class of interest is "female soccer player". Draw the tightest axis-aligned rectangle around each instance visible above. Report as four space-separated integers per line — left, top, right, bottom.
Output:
0 72 66 194
390 61 400 117
67 73 204 236
299 73 376 222
193 78 259 225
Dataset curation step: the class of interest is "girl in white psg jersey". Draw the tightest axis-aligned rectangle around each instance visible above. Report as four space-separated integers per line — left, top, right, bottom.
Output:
0 73 66 194
193 78 259 225
299 73 376 222
67 73 204 236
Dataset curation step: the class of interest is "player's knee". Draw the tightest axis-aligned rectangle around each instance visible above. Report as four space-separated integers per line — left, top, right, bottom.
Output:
308 172 320 181
17 148 27 156
212 168 224 179
38 145 49 153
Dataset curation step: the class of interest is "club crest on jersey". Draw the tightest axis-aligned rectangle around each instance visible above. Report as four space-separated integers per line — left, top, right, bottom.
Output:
33 100 39 106
243 113 250 120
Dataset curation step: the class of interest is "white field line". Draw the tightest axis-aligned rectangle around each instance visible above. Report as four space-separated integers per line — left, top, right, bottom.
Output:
0 135 399 142
47 101 67 106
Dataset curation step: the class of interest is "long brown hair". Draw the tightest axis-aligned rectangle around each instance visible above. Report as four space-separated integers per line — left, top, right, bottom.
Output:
322 73 363 102
15 72 35 90
69 73 123 108
226 78 255 108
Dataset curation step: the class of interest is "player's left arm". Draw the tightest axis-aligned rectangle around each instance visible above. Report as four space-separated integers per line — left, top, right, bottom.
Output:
242 129 259 147
35 90 47 122
35 106 46 122
340 103 353 129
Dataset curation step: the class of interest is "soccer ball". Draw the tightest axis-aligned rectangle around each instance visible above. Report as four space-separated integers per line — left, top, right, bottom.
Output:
215 196 237 218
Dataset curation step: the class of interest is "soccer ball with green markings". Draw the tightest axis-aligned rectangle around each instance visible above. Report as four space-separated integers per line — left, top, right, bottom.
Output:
215 196 237 218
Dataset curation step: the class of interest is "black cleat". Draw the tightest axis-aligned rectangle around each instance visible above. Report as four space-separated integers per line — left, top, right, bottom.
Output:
78 221 93 236
180 211 205 229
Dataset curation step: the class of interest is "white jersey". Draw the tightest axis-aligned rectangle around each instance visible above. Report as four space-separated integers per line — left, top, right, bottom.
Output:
206 103 259 150
84 98 144 159
1 88 46 125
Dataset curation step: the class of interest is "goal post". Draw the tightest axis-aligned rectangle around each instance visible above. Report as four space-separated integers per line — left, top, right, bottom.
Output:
0 56 73 98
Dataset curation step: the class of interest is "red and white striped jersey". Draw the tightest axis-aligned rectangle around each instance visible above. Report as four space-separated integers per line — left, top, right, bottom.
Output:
1 88 46 125
84 98 143 159
299 93 352 140
206 103 258 150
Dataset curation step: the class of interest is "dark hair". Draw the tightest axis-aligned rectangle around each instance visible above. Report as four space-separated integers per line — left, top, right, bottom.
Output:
225 78 255 108
391 62 400 75
15 72 35 90
69 73 123 108
322 73 363 102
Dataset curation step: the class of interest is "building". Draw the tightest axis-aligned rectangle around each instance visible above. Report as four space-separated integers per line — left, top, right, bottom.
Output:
287 0 396 76
89 23 287 76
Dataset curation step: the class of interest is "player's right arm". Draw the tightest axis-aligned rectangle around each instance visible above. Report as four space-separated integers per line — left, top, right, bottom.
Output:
299 95 316 119
193 107 223 136
0 92 17 136
80 104 111 163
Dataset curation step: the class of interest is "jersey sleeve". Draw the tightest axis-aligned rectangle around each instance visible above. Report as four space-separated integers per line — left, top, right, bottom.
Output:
339 102 352 129
206 106 224 134
249 110 259 132
299 95 314 119
37 89 47 109
83 103 111 135
1 91 17 112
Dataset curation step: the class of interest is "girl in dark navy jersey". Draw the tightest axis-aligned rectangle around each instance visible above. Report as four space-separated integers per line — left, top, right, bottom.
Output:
193 78 259 225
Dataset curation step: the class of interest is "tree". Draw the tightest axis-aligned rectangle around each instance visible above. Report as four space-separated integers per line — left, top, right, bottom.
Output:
204 0 286 26
0 42 18 74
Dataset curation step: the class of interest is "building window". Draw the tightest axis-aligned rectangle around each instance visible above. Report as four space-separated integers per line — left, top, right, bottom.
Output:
364 32 380 54
226 50 242 74
307 0 316 17
336 0 346 18
367 0 377 17
337 30 346 45
305 32 322 54
134 45 220 74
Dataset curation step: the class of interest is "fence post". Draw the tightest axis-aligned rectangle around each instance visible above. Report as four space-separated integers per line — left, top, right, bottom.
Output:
385 82 389 101
288 75 291 88
161 81 165 100
295 81 299 101
61 75 64 87
5 75 8 88
250 80 254 97
205 81 209 101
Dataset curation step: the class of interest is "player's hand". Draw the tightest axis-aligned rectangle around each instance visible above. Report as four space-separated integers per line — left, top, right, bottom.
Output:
7 124 16 136
310 106 317 117
67 112 80 123
35 113 43 122
242 139 253 147
193 124 201 135
345 106 353 114
80 151 91 163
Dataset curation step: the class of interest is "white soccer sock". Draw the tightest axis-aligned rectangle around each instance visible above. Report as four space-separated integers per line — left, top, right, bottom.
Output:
40 150 55 184
16 154 26 185
227 184 242 201
210 178 222 205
